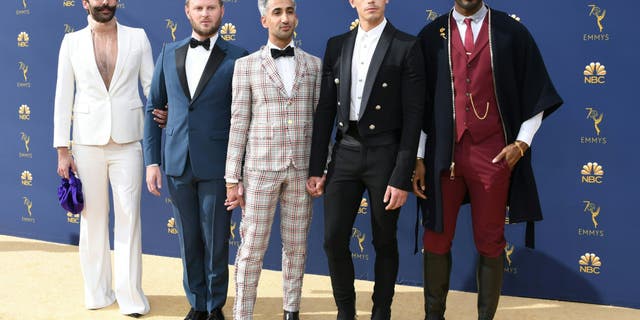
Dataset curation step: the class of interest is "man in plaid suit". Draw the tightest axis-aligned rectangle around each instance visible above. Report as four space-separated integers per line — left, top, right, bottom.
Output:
224 1 321 319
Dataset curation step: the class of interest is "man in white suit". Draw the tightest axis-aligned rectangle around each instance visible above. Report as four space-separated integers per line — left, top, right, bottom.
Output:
224 0 320 319
53 0 153 317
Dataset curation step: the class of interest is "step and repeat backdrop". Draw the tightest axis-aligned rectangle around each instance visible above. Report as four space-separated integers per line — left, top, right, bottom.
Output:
1 0 637 310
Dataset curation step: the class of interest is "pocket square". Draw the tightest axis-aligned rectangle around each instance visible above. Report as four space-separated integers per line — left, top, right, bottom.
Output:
57 168 84 214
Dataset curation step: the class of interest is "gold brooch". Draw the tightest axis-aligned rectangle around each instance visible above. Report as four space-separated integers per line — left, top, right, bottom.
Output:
439 27 447 39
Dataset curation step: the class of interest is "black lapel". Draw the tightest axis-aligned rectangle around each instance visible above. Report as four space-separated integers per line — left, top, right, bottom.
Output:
359 23 395 119
339 29 357 123
175 43 191 100
191 43 227 104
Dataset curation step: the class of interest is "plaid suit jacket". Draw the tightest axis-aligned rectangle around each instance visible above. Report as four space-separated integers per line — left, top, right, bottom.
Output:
225 46 322 180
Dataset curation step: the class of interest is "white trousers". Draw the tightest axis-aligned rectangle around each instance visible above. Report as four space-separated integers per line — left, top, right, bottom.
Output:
73 141 149 315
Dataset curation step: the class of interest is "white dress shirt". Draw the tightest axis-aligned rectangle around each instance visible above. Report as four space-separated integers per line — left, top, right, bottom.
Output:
268 40 296 97
350 19 387 121
417 7 542 157
185 32 219 99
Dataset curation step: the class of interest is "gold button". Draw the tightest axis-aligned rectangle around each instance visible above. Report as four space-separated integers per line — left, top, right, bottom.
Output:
338 101 341 106
369 124 376 130
375 105 381 110
334 78 340 84
339 122 344 127
382 83 388 88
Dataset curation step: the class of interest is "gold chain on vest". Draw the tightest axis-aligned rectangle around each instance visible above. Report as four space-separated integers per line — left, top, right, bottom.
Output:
469 93 489 120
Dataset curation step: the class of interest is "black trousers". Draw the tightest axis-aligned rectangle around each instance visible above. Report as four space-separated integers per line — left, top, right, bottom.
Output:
323 140 401 318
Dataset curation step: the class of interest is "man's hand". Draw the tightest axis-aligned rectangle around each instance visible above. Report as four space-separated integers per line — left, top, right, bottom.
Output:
412 159 427 200
225 182 245 211
146 166 163 196
306 175 326 198
383 186 408 211
56 147 77 179
152 106 168 128
492 140 529 170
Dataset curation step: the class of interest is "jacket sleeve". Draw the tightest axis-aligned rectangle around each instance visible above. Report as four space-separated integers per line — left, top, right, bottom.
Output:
53 34 75 148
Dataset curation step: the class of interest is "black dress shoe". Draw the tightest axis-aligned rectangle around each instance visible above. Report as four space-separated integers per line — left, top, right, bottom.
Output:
126 313 142 318
185 308 209 320
206 308 225 320
284 310 300 320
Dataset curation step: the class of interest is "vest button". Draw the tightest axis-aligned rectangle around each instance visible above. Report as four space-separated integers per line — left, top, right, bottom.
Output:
466 78 471 83
465 92 470 97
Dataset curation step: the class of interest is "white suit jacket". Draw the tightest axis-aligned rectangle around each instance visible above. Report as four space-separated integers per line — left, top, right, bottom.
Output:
53 22 154 148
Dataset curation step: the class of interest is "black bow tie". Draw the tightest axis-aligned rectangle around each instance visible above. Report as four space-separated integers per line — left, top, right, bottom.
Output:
271 46 295 59
189 37 211 50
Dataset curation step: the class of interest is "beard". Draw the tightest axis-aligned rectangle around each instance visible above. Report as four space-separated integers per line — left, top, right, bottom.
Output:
89 3 117 23
190 20 221 38
455 0 483 12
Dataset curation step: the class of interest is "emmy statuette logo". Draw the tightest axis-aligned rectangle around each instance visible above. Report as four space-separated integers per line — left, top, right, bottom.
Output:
19 132 32 158
220 23 237 41
425 10 438 22
584 5 609 41
580 162 604 184
64 24 75 34
579 252 602 275
21 196 35 223
584 62 606 84
19 104 31 120
167 218 178 235
351 228 368 260
16 0 30 15
229 219 241 247
503 243 517 274
165 19 177 42
581 107 607 144
17 62 31 88
578 200 605 238
21 170 33 186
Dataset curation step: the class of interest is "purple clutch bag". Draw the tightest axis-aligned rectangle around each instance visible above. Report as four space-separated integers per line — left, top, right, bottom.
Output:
57 168 84 214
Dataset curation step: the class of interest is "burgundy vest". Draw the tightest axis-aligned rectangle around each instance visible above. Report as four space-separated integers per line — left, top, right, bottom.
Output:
451 15 502 142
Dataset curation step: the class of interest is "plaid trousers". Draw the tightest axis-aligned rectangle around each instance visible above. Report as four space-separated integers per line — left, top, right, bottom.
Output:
233 166 312 319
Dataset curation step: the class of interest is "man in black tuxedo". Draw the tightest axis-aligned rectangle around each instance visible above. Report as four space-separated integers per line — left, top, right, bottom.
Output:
306 0 425 319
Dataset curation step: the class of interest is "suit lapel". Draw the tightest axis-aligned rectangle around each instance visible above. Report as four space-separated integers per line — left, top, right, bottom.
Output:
191 40 227 104
468 14 489 62
108 23 129 92
339 29 357 123
175 41 191 100
290 48 308 99
359 23 394 120
261 46 288 98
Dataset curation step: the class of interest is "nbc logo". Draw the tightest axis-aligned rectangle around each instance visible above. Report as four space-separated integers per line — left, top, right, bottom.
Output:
358 197 368 215
584 62 606 84
62 0 75 7
67 212 80 224
581 162 604 184
17 31 29 47
167 217 178 234
220 23 237 41
21 170 33 186
19 104 30 120
350 19 360 31
579 252 602 275
351 228 368 260
165 19 177 42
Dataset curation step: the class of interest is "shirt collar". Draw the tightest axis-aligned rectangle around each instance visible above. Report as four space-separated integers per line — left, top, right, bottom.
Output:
452 3 488 23
190 32 219 51
357 18 387 40
267 40 295 51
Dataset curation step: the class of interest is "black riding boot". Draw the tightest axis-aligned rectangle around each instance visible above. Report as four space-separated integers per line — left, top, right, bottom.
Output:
423 252 451 320
476 254 504 320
